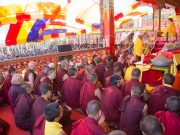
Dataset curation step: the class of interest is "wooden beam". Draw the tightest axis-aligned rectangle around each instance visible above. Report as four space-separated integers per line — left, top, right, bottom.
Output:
166 0 180 7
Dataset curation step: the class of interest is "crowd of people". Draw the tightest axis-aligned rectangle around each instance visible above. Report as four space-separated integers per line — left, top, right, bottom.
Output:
0 50 180 135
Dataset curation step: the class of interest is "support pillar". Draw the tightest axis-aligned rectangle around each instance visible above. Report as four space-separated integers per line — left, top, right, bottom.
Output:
101 0 115 56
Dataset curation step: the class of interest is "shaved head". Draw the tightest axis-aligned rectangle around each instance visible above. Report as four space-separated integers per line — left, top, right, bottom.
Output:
113 67 121 73
28 61 36 70
166 96 180 113
41 65 49 74
86 100 101 116
68 67 77 77
87 73 97 83
87 64 94 73
60 60 69 68
108 130 127 135
11 74 23 85
131 84 144 96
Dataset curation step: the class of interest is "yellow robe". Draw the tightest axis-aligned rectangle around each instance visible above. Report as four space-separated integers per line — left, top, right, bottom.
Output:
124 65 135 81
134 37 143 57
166 22 177 37
45 121 63 135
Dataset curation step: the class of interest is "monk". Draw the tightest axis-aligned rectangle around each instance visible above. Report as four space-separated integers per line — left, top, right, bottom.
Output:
0 73 5 104
95 57 106 86
140 115 164 135
57 60 69 91
114 57 126 77
105 67 122 88
2 66 16 103
24 61 37 87
8 74 24 112
61 67 82 109
71 100 105 135
77 64 86 81
14 82 35 132
33 114 45 135
44 103 67 135
104 61 114 80
41 68 57 95
31 83 52 128
102 75 124 125
124 61 136 81
80 73 102 113
165 18 177 37
119 84 148 135
148 73 179 115
82 64 95 84
108 130 127 135
173 64 180 92
34 65 49 95
123 68 145 97
155 96 180 135
134 35 144 61
90 54 97 66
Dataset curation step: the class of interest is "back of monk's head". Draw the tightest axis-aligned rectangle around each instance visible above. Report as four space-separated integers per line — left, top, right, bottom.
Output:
8 66 16 75
108 130 127 135
87 64 95 73
140 115 164 135
11 74 24 85
44 102 63 122
163 73 175 85
110 75 120 86
68 67 77 77
60 60 69 69
131 84 144 97
40 83 52 96
86 100 101 116
106 61 114 69
28 61 36 70
132 68 141 79
168 18 173 22
21 82 33 94
92 54 97 60
95 57 102 64
166 96 180 114
87 73 97 83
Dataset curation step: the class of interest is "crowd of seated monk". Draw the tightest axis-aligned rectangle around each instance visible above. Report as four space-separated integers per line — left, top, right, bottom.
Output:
0 53 180 135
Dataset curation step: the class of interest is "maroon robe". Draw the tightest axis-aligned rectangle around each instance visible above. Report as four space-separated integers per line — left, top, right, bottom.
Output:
90 59 96 66
80 82 98 113
8 84 24 112
119 95 145 135
71 117 105 135
24 69 37 82
104 68 113 80
2 75 12 103
123 78 145 97
33 115 45 135
95 64 106 86
14 93 34 131
61 77 82 108
82 72 89 84
77 69 86 81
31 97 50 128
57 68 67 91
155 111 180 135
34 73 46 96
148 85 178 115
102 86 123 123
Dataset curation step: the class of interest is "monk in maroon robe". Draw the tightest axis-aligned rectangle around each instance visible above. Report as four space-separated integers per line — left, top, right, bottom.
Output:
105 67 122 88
57 60 69 91
114 57 126 77
104 61 114 80
24 61 37 87
82 64 95 84
31 83 52 128
140 115 164 135
90 54 97 66
119 84 148 135
2 66 15 103
123 68 145 97
148 74 179 115
80 73 102 113
14 82 35 131
71 100 105 135
8 74 24 112
61 67 82 108
33 114 45 135
95 57 106 86
155 96 180 135
102 76 124 125
34 65 49 95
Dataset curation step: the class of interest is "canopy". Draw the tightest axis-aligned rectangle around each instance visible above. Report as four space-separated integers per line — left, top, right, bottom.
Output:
0 0 153 46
